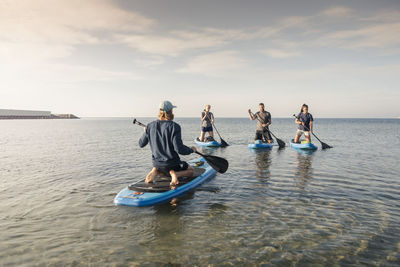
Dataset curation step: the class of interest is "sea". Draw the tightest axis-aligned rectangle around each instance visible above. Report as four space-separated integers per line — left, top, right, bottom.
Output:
0 118 399 266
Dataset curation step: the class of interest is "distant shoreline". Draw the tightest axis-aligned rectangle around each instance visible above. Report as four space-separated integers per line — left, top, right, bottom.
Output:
0 114 80 120
0 109 79 120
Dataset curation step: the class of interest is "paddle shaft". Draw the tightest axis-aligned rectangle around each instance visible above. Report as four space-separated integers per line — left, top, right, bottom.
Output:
204 112 229 146
133 118 146 127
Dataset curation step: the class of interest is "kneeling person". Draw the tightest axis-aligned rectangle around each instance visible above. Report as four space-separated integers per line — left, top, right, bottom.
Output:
139 100 197 185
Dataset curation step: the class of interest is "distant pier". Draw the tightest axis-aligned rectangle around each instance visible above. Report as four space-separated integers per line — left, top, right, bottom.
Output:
0 109 79 120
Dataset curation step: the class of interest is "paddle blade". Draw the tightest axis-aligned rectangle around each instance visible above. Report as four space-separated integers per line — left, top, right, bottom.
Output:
204 155 229 173
276 138 286 148
321 142 333 149
220 138 229 147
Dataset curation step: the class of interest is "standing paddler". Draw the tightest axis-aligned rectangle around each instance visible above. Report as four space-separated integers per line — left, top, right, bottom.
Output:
139 100 197 185
198 104 215 142
248 103 273 143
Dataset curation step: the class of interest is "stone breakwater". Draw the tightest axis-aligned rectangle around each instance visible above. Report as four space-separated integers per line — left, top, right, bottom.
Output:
0 109 79 119
0 114 79 120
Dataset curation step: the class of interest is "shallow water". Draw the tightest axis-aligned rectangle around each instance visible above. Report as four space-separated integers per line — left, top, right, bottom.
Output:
0 118 399 266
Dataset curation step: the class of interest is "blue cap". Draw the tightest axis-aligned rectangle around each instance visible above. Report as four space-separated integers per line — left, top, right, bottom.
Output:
159 100 177 112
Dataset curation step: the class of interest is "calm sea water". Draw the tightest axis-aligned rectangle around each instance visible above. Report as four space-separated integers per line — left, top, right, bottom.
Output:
0 118 399 266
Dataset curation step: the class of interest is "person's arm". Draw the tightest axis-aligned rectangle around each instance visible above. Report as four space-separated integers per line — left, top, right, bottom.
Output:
248 109 255 120
201 111 208 121
265 112 271 127
295 113 303 125
211 113 214 124
309 114 314 132
138 127 149 148
172 124 193 155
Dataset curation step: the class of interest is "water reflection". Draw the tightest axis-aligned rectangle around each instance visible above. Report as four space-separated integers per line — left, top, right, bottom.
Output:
294 151 314 190
253 150 272 180
149 196 195 253
197 146 218 155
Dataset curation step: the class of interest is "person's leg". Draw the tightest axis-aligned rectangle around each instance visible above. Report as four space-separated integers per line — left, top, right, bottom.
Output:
255 131 262 141
305 132 311 142
208 131 214 138
294 130 302 143
264 129 273 143
145 167 158 183
199 131 206 142
170 166 194 185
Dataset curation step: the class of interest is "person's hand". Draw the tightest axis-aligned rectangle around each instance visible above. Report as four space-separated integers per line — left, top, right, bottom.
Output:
191 146 197 153
248 109 252 114
262 124 267 127
143 127 146 132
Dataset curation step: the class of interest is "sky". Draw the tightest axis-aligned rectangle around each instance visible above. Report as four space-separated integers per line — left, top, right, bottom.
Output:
0 0 399 118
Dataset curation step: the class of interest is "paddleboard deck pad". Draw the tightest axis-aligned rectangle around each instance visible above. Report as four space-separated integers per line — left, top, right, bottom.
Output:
128 168 206 193
114 158 216 207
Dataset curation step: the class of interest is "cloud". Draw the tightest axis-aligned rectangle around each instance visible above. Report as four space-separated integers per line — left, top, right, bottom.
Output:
315 22 400 50
0 62 142 89
0 0 154 61
0 0 151 85
116 28 245 56
261 49 301 58
319 6 353 18
177 51 246 76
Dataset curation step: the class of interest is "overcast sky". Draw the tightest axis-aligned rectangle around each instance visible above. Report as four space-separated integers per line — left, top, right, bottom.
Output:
0 0 399 118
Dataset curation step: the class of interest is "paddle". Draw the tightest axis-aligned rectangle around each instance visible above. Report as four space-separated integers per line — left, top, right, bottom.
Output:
293 114 332 149
251 112 286 148
195 151 228 174
133 118 229 173
205 112 229 147
133 118 146 127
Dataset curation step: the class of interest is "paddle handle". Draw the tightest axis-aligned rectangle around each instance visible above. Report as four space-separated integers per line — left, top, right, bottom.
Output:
133 118 146 127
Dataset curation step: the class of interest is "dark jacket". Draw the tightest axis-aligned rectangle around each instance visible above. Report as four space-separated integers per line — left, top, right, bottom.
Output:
139 120 193 167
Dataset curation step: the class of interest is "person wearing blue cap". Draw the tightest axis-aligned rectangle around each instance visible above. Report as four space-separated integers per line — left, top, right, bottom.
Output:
139 100 197 186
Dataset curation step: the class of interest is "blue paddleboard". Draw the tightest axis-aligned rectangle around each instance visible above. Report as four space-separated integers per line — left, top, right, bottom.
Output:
290 139 318 150
114 158 216 207
248 140 275 149
194 138 222 147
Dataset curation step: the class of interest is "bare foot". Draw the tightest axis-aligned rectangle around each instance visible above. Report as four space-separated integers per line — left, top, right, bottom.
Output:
145 168 157 184
170 171 179 185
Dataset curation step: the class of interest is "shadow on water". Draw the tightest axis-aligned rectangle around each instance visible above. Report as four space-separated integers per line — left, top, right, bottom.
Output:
293 150 314 190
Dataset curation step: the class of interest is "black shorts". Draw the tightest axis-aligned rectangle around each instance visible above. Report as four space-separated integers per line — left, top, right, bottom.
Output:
255 129 272 141
201 126 213 132
156 161 189 176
